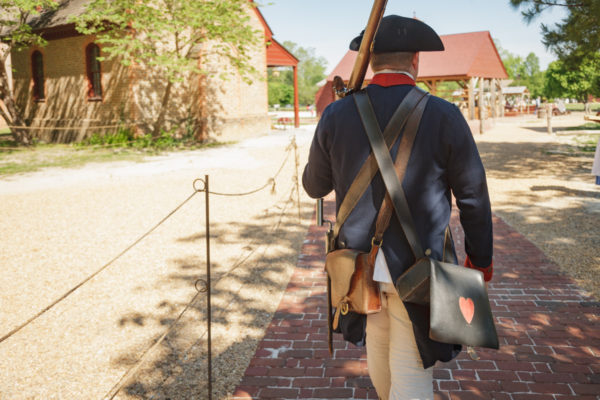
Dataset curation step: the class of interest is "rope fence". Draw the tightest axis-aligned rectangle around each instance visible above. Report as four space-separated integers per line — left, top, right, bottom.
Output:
0 135 305 400
6 124 127 130
111 181 301 400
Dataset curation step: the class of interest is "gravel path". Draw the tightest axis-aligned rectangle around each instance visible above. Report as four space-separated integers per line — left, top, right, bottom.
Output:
0 127 315 400
475 112 599 300
0 113 597 399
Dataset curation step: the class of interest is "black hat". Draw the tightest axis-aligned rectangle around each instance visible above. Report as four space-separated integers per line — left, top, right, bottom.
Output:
349 15 444 53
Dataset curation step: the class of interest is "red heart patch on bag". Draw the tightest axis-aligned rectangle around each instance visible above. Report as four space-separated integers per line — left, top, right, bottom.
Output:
459 297 475 324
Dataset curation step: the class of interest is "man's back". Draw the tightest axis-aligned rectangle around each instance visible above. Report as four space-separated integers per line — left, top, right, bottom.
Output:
303 83 493 283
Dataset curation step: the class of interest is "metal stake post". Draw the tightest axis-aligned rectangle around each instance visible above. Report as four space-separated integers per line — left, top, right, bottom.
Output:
547 103 553 135
204 174 212 400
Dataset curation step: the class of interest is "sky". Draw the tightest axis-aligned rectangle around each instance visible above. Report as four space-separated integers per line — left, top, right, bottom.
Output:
258 0 568 74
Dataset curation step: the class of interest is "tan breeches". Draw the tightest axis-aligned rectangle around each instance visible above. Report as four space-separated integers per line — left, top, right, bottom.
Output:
366 283 433 400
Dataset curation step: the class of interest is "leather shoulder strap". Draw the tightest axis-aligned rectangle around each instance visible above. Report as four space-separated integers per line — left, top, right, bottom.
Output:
372 92 430 244
332 87 427 242
354 90 427 260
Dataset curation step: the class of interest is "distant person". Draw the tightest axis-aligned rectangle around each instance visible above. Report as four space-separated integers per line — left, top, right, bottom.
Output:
556 99 566 115
593 137 600 185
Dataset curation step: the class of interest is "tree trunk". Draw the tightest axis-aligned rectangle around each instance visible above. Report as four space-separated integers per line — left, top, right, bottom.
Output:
0 57 32 145
152 79 173 138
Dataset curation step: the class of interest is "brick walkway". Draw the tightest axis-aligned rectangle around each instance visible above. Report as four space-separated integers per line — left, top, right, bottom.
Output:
233 198 600 400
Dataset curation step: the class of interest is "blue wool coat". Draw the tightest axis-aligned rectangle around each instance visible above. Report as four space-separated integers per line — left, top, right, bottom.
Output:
302 83 493 368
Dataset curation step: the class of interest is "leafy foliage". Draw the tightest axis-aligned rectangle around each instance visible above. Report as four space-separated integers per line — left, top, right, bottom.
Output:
73 0 262 138
77 126 226 150
267 73 294 106
0 0 58 53
544 52 600 101
509 0 600 66
0 1 60 145
496 42 545 97
267 41 327 106
73 0 261 83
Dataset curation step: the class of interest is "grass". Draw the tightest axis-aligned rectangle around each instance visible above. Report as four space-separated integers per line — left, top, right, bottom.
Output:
564 102 600 112
562 122 600 131
0 129 233 177
572 135 599 153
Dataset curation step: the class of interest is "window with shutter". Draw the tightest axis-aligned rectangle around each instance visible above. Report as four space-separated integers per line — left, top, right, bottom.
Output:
86 43 103 100
31 51 45 101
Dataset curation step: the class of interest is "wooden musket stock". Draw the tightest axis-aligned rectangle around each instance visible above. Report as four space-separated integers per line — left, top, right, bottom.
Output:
334 0 388 98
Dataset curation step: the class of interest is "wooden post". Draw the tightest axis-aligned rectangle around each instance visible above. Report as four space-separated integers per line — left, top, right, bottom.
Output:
431 80 438 96
546 103 553 135
490 78 497 119
479 78 486 134
499 81 505 118
293 66 299 128
468 77 476 120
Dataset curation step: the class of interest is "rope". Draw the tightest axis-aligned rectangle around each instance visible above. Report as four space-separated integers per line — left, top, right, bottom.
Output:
144 184 299 400
0 135 303 400
0 190 200 345
104 138 301 398
0 137 299 347
103 288 205 400
6 124 127 130
207 145 292 197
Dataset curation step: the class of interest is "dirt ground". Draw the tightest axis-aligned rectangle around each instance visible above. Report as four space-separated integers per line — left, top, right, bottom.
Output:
0 128 316 400
0 113 597 399
475 112 599 300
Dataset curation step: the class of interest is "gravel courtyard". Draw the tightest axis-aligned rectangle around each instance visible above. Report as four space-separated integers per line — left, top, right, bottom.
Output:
0 128 315 399
0 113 597 399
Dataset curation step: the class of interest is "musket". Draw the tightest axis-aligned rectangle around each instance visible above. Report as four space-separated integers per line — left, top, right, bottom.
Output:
333 0 388 98
319 1 388 356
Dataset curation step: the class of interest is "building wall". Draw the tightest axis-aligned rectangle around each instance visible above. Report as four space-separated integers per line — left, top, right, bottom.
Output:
198 8 270 141
10 6 269 143
130 61 202 139
11 34 131 143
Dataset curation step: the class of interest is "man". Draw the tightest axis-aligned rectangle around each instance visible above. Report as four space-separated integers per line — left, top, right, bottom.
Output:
302 16 494 400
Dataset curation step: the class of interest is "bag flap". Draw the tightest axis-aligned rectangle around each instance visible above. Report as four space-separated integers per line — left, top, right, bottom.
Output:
325 249 360 305
395 257 431 299
429 259 499 349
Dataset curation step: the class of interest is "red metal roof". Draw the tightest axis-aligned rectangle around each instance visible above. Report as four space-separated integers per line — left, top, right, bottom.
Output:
267 37 298 67
252 3 273 41
326 31 508 81
254 6 298 67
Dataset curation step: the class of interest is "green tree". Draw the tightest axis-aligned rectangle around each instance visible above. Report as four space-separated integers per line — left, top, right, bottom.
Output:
544 53 600 104
283 41 327 105
0 0 59 145
509 0 600 66
267 41 327 106
496 42 545 97
74 0 261 138
267 69 293 106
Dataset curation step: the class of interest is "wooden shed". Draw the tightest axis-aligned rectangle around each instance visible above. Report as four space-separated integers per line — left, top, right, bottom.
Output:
253 8 300 127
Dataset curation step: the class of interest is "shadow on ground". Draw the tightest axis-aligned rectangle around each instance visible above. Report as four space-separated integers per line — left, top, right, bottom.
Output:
107 199 314 399
477 141 593 180
476 139 599 299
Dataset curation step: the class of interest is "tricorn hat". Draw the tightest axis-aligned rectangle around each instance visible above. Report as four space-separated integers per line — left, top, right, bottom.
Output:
350 15 444 53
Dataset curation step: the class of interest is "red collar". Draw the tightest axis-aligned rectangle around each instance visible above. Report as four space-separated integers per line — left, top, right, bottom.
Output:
369 73 415 87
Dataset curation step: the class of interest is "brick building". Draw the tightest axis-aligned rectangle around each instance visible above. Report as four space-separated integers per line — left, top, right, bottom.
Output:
10 0 295 143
